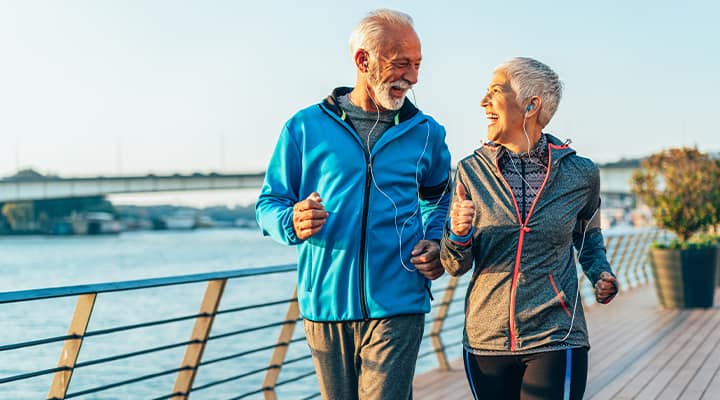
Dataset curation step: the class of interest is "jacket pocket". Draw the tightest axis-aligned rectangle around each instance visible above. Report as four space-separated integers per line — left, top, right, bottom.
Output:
548 274 571 317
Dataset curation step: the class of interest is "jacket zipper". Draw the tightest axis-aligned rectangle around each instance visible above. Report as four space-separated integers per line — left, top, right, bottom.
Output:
318 103 373 320
521 159 526 219
495 148 554 351
509 225 529 350
357 159 372 320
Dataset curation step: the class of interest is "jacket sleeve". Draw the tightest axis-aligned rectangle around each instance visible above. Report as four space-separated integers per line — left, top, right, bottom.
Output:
255 123 303 246
440 169 475 277
418 123 452 241
574 228 613 284
573 165 614 284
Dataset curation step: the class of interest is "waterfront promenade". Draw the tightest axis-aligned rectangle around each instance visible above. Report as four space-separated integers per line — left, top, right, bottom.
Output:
414 284 720 399
5 228 719 399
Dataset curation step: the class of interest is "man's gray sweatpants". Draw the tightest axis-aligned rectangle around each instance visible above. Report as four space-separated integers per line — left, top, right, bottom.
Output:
303 314 425 400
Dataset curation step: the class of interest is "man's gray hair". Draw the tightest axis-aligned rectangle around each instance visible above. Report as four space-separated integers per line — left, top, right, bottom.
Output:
349 9 414 58
497 57 563 128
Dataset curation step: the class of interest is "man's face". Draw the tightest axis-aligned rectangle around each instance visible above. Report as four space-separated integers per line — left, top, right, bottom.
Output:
366 26 421 111
480 70 525 144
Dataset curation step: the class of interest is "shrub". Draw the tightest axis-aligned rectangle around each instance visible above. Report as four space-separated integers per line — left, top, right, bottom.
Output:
631 147 720 244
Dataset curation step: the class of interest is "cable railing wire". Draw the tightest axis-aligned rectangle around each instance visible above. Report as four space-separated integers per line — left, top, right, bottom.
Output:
0 230 657 399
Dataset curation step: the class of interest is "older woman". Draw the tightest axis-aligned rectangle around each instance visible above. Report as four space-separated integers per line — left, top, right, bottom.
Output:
440 57 618 400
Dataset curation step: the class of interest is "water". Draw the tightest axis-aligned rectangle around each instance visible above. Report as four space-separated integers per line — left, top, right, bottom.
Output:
0 229 463 399
0 229 297 292
0 229 305 399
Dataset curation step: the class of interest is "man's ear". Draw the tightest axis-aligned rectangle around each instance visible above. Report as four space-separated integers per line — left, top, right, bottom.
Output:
354 49 369 73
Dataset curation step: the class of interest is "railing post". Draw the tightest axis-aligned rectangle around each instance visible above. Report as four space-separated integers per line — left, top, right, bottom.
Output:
615 235 634 289
171 279 227 400
638 230 660 284
627 231 651 287
262 286 301 400
47 293 97 400
430 276 459 371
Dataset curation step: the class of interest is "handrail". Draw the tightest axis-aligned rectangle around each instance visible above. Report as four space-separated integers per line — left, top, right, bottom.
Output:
0 230 659 399
0 264 296 304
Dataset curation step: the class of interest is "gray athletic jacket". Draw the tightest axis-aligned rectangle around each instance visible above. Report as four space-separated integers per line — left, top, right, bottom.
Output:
440 134 613 353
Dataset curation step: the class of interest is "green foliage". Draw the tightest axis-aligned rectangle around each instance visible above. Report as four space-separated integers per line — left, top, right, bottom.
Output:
631 147 720 244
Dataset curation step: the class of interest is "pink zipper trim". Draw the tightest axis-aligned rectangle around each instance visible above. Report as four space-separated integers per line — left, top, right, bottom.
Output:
549 274 572 317
495 144 554 351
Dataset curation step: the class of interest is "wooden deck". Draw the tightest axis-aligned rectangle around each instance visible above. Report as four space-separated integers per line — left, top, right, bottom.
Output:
414 284 720 399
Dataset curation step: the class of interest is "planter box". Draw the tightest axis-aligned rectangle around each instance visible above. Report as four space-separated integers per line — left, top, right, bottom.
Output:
650 246 719 308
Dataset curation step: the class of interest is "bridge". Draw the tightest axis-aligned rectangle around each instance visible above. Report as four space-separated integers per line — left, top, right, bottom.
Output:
0 167 636 203
0 172 266 202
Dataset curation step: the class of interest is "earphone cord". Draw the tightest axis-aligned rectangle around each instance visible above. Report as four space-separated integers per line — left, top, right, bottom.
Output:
521 115 549 172
507 154 539 197
560 206 600 343
364 87 449 272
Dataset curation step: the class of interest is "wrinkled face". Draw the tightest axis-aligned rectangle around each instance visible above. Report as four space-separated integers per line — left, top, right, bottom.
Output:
480 70 525 144
367 26 421 111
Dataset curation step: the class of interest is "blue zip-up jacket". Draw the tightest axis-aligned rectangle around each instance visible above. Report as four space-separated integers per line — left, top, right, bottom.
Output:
256 87 452 321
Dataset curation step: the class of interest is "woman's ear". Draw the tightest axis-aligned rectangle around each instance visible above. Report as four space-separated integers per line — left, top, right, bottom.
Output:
525 96 542 117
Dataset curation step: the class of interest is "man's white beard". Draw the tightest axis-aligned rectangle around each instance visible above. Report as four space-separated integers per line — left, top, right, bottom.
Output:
372 80 408 111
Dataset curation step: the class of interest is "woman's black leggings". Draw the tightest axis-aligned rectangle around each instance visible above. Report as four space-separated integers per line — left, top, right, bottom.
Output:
463 347 588 400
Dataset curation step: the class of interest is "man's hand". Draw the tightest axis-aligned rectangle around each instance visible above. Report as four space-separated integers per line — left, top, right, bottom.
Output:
410 240 444 280
595 271 618 304
292 192 328 240
450 183 475 236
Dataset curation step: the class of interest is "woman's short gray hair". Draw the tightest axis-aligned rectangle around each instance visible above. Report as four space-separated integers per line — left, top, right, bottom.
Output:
349 9 414 58
497 57 563 128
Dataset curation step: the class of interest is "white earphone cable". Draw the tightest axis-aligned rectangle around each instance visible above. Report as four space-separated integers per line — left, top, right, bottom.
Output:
364 87 449 272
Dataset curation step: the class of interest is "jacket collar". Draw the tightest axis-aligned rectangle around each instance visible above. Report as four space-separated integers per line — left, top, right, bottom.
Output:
475 133 576 169
322 86 420 125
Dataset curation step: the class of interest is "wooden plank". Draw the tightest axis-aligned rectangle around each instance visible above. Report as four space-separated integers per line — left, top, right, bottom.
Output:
171 279 226 400
680 318 720 399
702 367 720 400
588 310 706 399
47 293 97 399
587 290 665 351
654 309 720 399
262 287 300 400
415 285 720 400
589 310 679 381
630 309 717 399
414 359 471 400
429 276 459 371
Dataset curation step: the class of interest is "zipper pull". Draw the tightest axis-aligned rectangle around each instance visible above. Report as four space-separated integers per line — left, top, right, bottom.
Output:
425 280 434 301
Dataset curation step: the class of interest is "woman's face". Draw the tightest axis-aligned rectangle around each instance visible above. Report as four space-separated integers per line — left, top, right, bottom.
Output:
480 70 525 145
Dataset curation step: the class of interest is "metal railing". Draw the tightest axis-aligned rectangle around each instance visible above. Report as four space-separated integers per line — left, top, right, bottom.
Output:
0 229 658 399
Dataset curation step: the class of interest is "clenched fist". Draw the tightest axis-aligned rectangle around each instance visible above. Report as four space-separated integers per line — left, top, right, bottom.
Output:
595 272 618 304
292 192 329 240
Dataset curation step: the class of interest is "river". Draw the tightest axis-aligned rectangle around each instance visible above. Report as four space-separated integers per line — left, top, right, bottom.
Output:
0 228 461 399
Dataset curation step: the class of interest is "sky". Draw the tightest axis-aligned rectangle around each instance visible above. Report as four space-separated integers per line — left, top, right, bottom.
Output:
1 1 718 205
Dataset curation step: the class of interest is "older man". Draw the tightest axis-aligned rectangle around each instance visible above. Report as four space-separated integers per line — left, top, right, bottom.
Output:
256 9 451 400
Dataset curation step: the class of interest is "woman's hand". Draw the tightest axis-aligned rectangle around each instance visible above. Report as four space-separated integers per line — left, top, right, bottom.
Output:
450 183 475 236
595 272 618 304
